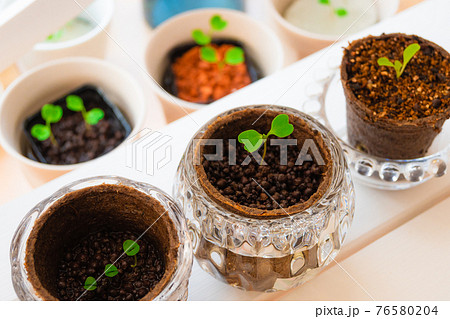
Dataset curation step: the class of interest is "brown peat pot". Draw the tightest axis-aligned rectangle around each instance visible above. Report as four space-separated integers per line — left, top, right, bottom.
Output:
341 33 450 159
25 184 179 301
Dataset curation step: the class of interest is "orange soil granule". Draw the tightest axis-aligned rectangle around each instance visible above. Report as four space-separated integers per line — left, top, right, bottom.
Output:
172 44 252 104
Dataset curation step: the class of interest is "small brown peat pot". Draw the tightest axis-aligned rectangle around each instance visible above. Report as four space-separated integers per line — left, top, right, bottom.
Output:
11 177 193 301
341 33 450 159
23 85 131 165
174 105 355 292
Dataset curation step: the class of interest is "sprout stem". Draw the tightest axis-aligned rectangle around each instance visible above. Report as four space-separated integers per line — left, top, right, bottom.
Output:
47 123 58 147
260 139 268 165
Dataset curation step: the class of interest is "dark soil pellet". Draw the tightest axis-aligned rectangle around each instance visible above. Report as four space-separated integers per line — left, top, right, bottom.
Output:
57 231 165 301
344 34 449 121
203 138 325 210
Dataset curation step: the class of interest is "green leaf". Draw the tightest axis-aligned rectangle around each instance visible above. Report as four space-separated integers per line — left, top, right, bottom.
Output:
224 47 245 65
123 240 140 257
84 277 97 291
403 43 421 67
66 95 84 112
238 130 264 153
335 8 348 17
104 264 118 277
41 104 63 124
85 108 105 125
268 114 294 138
31 124 51 141
318 0 330 4
192 29 211 46
377 57 394 67
200 46 218 63
47 29 64 42
210 14 227 31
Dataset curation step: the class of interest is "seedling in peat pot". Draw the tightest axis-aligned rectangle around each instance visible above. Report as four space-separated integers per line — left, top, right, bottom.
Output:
66 95 105 128
84 276 97 291
377 43 421 78
318 0 348 18
105 264 119 277
238 114 294 164
192 14 245 68
123 239 140 268
31 104 63 146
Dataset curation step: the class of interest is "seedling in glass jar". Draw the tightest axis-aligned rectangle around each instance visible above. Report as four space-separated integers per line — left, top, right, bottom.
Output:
191 14 245 68
318 0 348 18
30 104 63 146
66 95 105 129
238 114 294 163
377 43 421 78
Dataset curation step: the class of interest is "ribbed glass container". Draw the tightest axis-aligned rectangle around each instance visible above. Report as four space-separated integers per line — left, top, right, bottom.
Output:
173 105 355 292
10 176 193 301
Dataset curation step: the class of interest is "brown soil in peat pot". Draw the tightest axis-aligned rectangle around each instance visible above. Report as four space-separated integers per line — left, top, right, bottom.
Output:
163 40 262 104
195 108 332 218
341 33 450 159
25 184 179 301
193 108 333 290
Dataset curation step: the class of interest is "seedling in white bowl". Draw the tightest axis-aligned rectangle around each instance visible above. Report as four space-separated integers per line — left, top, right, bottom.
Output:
192 14 245 68
66 95 105 128
31 104 63 146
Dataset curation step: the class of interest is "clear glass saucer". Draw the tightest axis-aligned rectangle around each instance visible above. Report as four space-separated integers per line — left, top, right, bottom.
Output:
301 66 450 190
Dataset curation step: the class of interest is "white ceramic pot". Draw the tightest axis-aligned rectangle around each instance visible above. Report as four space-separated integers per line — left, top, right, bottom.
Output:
267 0 399 59
18 0 114 72
145 8 284 122
0 57 146 184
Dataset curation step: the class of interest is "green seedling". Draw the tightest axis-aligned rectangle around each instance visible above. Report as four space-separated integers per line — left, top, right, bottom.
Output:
238 114 294 163
123 240 140 268
318 0 348 18
377 43 421 78
66 95 105 128
31 104 63 146
47 29 64 42
192 14 245 67
84 276 97 291
104 264 119 277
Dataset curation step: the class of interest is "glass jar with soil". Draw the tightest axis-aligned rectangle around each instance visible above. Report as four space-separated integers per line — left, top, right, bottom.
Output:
174 105 355 292
11 176 193 301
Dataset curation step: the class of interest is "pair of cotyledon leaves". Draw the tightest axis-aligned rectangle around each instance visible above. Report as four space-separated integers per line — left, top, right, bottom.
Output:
191 14 244 65
377 43 421 78
31 95 105 142
238 114 294 153
318 0 348 17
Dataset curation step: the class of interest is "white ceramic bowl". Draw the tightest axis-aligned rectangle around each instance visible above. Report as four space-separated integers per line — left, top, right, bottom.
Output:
145 8 284 122
18 0 114 72
0 57 146 184
267 0 399 59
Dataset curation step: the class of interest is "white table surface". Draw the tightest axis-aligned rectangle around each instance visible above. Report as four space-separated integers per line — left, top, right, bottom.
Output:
0 0 449 301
